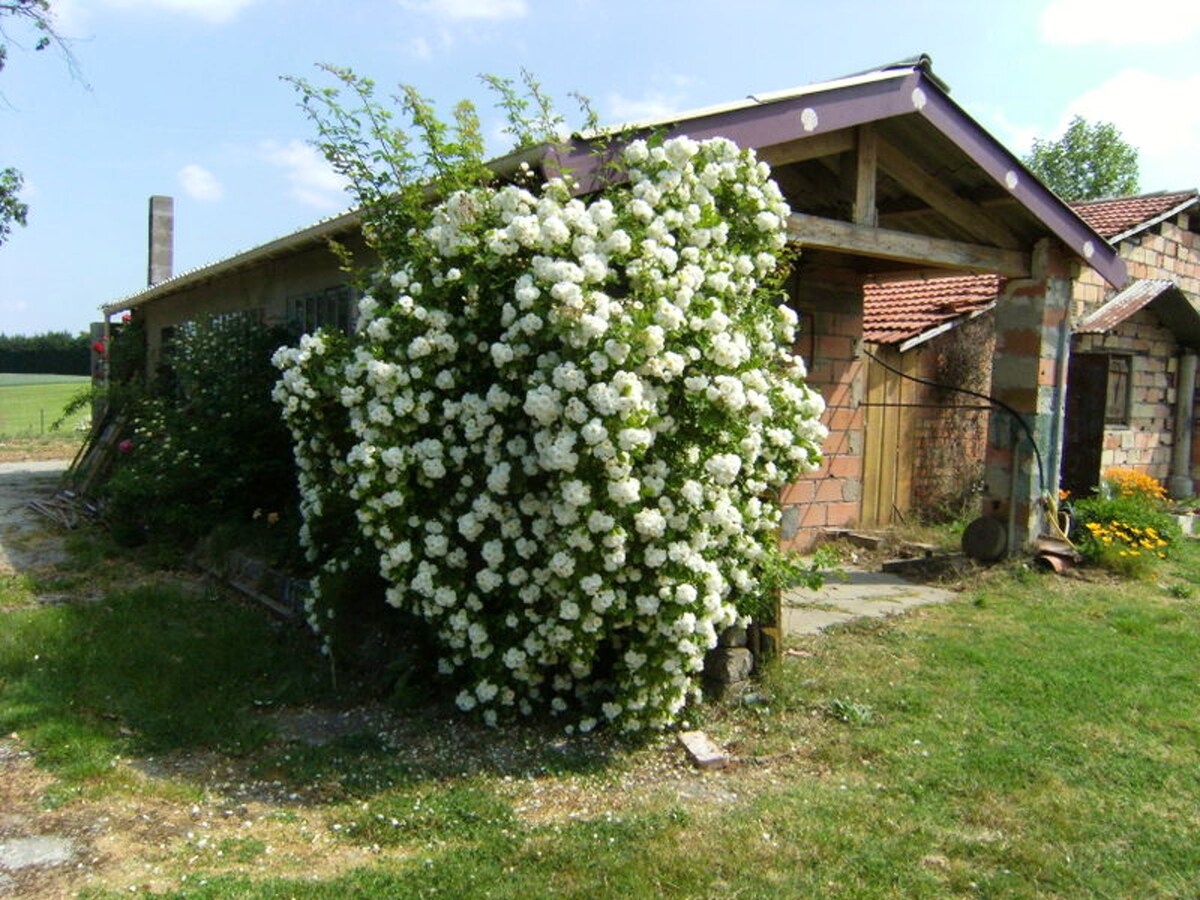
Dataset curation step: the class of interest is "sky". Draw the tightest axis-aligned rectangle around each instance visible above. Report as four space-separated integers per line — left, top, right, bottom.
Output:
1 0 1198 336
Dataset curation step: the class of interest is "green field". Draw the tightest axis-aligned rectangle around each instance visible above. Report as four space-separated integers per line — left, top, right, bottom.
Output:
0 373 91 437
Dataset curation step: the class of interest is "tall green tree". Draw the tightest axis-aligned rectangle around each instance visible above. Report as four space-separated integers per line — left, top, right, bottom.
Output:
1024 115 1140 201
1 0 73 246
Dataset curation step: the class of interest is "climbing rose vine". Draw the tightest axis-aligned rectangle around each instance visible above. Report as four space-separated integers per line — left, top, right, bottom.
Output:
273 135 826 731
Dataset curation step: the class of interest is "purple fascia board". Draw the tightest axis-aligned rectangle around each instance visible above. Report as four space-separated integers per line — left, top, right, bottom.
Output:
545 70 923 195
900 74 1126 288
542 66 1127 288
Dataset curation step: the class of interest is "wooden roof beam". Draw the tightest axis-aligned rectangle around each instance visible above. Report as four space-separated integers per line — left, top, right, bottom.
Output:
875 136 1022 250
757 130 854 167
787 212 1031 277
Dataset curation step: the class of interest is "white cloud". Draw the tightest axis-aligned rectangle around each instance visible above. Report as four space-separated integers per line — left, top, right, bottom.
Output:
178 164 224 202
605 91 683 126
402 0 527 21
978 105 1040 158
261 140 350 210
1062 68 1200 188
407 35 434 60
1040 0 1200 45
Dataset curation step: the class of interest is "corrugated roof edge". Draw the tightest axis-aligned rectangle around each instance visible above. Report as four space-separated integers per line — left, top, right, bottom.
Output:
102 207 361 316
1074 278 1176 333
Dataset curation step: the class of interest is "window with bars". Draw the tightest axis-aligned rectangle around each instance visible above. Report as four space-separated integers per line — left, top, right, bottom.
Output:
286 285 354 335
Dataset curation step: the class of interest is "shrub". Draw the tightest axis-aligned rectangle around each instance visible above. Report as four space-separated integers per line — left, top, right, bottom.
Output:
103 314 297 545
273 71 827 732
1070 470 1180 576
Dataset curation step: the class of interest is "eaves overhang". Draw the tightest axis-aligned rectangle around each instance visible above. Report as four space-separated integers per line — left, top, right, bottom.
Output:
551 65 1127 288
101 209 362 318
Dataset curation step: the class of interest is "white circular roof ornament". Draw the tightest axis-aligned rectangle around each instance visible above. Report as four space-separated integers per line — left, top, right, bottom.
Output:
1083 241 1095 259
1005 170 1019 191
800 107 819 132
911 87 927 110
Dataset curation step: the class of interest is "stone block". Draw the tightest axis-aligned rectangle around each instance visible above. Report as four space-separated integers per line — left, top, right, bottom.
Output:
780 505 801 540
718 625 748 648
705 647 753 686
678 730 728 770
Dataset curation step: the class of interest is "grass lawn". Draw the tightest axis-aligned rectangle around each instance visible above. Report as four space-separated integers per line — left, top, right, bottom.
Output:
0 373 91 438
1 534 1198 897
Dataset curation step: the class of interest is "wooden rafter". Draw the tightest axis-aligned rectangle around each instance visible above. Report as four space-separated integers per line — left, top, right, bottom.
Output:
787 212 1031 277
875 138 1021 249
757 130 854 167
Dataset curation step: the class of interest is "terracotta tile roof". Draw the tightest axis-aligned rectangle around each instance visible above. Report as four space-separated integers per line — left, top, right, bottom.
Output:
1069 190 1198 240
863 274 1001 346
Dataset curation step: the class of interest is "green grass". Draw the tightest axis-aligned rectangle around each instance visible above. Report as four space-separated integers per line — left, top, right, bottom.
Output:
0 373 91 437
7 538 1200 897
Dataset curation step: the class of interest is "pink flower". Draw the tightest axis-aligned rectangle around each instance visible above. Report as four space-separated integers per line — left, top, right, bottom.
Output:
117 439 134 454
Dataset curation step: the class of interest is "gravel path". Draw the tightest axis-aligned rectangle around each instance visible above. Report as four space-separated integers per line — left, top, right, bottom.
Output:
0 459 71 573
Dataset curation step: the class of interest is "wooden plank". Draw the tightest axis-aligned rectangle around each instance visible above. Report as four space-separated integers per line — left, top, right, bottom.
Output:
876 138 1022 250
786 213 1031 277
862 355 885 526
758 130 855 168
880 348 901 524
853 126 878 227
895 350 919 521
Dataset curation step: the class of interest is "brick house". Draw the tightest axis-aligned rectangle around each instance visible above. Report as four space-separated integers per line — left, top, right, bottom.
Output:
858 189 1200 525
1064 190 1200 499
104 56 1126 553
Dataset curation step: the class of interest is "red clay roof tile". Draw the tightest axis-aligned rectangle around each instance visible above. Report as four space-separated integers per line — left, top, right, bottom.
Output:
1069 190 1197 239
863 274 1001 345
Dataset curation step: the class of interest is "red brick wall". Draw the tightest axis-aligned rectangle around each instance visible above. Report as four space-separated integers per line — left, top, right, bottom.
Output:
780 256 865 550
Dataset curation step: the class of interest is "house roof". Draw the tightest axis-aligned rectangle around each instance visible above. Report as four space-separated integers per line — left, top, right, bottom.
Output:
1069 190 1198 242
103 209 362 316
557 55 1126 287
104 55 1127 317
864 274 1000 348
1075 278 1200 347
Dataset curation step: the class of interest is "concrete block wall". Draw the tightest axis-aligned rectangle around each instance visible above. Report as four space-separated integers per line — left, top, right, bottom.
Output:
1073 216 1200 316
983 240 1074 549
1071 213 1200 490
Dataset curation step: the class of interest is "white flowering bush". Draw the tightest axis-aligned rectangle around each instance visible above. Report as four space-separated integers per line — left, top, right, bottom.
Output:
275 87 825 730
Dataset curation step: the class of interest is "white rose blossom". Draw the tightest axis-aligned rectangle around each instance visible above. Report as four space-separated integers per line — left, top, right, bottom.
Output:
274 136 826 732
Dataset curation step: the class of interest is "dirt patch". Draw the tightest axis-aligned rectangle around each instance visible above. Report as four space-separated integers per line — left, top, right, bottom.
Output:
0 438 82 465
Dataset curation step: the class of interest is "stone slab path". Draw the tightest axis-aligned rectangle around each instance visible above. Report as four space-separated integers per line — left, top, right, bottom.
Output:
782 569 957 636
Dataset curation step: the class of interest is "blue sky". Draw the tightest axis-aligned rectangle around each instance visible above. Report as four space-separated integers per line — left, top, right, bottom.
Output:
1 0 1198 336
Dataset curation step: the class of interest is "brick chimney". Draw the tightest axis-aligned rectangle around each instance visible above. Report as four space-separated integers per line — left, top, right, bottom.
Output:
147 195 174 286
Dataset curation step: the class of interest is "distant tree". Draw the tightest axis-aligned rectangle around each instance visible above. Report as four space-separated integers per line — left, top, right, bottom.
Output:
1 0 75 247
0 166 25 245
1024 115 1140 201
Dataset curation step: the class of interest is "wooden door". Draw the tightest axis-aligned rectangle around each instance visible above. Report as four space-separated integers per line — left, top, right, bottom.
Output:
861 348 916 527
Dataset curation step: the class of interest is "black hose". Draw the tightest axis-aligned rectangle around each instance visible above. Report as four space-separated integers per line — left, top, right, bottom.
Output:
863 348 1047 491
